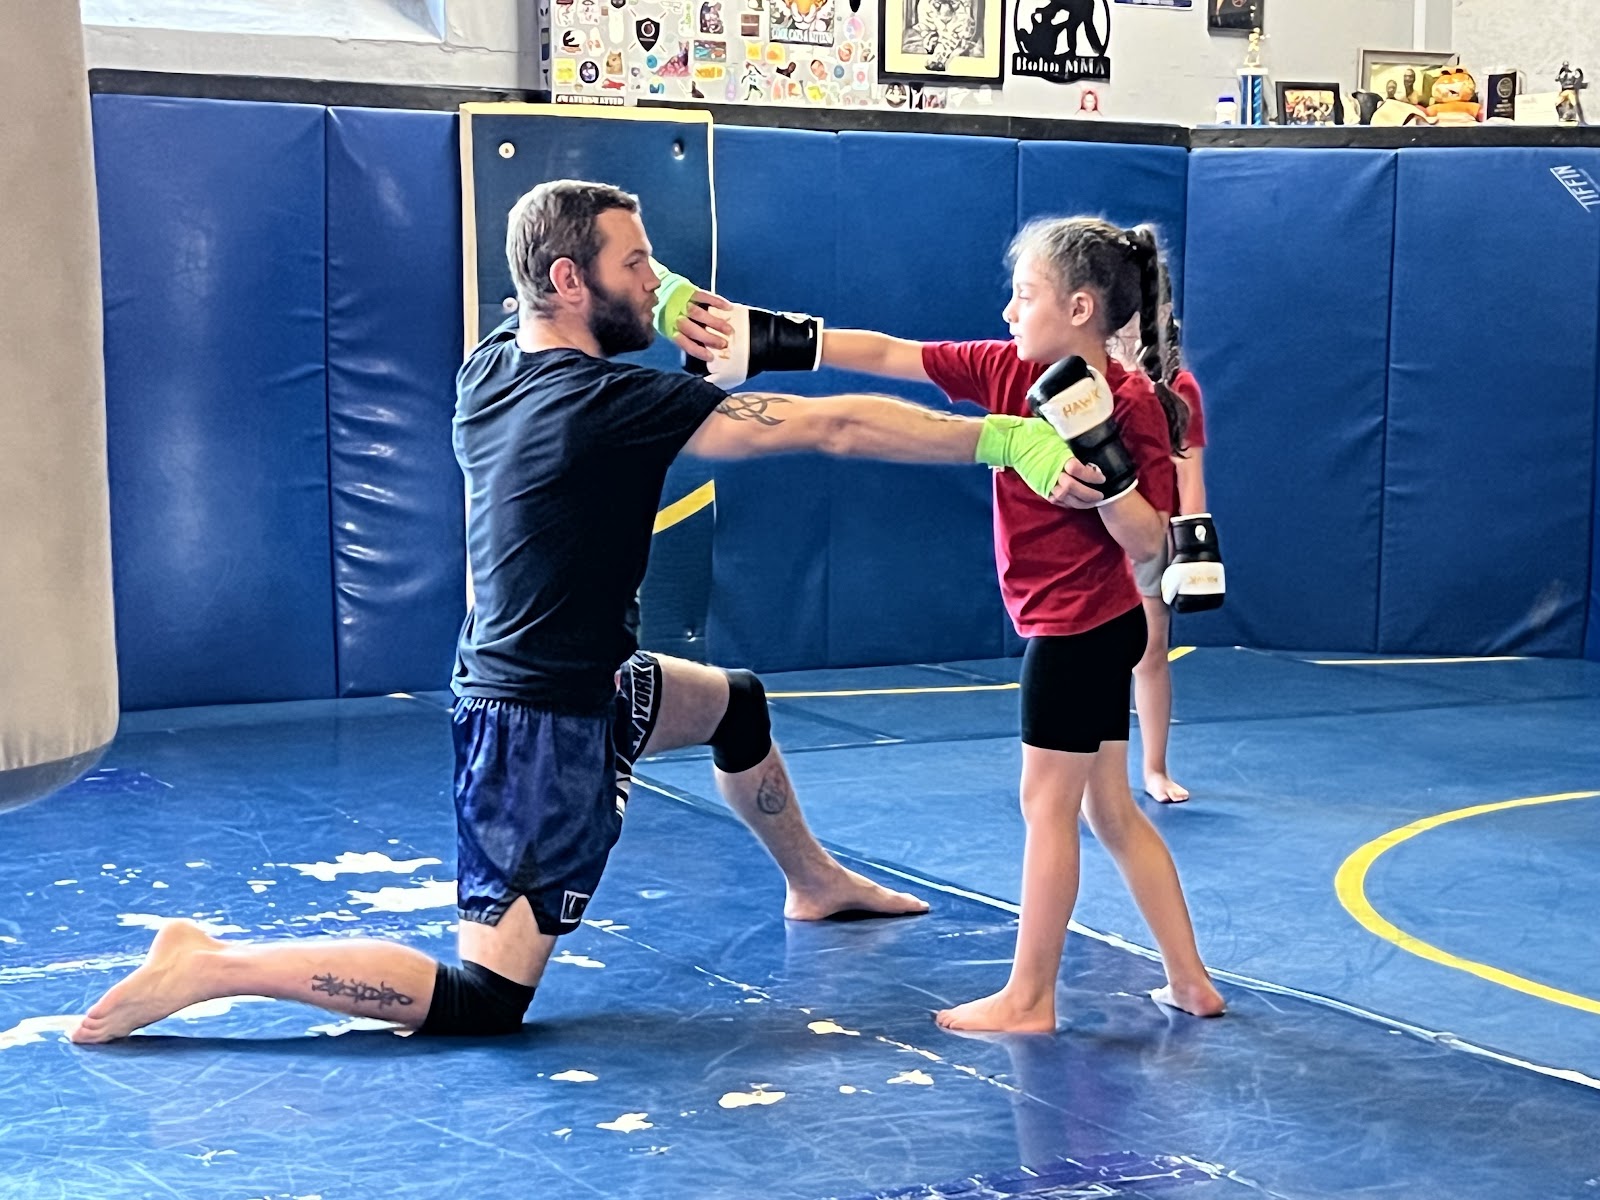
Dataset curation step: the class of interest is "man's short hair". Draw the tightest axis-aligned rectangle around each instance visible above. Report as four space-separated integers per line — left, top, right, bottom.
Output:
506 180 640 316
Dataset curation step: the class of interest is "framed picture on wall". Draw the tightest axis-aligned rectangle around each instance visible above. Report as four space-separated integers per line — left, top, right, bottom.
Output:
1359 48 1458 108
1207 0 1259 34
1275 81 1343 125
878 0 1005 84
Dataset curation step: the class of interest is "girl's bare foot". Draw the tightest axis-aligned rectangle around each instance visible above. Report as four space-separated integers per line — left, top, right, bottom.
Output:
1143 771 1190 804
785 866 928 921
1151 978 1226 1017
935 987 1056 1033
71 921 227 1044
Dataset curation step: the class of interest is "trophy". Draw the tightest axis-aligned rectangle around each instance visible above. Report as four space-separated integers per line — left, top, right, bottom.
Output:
1236 23 1268 126
1556 61 1586 125
1483 68 1518 123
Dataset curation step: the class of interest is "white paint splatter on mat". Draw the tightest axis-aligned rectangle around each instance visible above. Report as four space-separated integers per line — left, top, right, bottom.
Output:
306 1016 407 1037
807 1019 859 1037
719 1087 786 1109
887 1069 934 1086
552 951 604 969
287 851 443 882
171 996 274 1021
838 1085 860 1094
187 1148 239 1165
0 1015 78 1050
346 880 455 913
550 1069 598 1083
597 1112 653 1132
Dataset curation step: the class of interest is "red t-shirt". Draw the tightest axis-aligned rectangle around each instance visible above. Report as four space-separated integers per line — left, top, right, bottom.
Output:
923 340 1179 638
1172 368 1206 449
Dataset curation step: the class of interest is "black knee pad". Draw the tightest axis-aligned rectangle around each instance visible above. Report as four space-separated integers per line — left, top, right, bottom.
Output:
710 669 772 774
418 961 535 1037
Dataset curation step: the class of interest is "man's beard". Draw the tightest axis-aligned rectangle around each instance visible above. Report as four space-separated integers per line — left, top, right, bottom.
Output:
587 274 653 356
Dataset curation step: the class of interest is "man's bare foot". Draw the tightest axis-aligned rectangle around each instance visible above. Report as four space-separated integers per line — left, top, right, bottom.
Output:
71 921 227 1044
1151 979 1226 1017
784 866 928 921
935 987 1056 1033
1143 771 1190 804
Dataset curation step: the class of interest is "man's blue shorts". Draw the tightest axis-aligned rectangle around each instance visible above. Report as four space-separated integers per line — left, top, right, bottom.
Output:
450 652 662 935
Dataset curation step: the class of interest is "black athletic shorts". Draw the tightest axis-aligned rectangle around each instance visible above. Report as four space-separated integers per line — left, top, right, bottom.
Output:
1019 605 1147 754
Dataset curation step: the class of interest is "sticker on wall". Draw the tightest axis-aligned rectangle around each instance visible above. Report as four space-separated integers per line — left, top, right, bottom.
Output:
765 43 788 62
694 64 727 79
739 63 768 95
608 5 625 41
579 0 601 21
554 58 578 83
637 17 661 48
606 51 625 74
1012 0 1110 83
740 13 761 36
1075 83 1104 112
694 39 728 60
579 59 601 82
561 28 583 50
698 0 726 32
658 43 692 74
770 0 835 45
587 30 604 52
776 60 798 76
745 41 764 60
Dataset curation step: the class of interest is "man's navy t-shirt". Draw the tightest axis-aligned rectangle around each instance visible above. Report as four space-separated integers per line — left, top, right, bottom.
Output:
452 318 726 713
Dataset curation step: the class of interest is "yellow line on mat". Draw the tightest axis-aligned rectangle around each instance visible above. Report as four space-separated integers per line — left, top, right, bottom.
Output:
653 481 716 534
1168 645 1195 662
768 683 1019 699
769 647 1197 699
1335 791 1600 1014
1309 656 1525 666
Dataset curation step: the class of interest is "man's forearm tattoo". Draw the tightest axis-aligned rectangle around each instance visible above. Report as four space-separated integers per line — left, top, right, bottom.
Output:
754 765 793 815
310 973 414 1008
716 393 788 426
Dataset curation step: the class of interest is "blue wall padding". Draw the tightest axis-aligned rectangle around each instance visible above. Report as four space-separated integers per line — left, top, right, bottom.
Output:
1181 149 1397 651
93 95 334 710
1592 394 1600 659
326 107 467 697
701 127 839 669
703 129 1014 670
825 133 1018 665
89 96 1600 703
1016 141 1190 309
1382 148 1600 656
462 111 715 347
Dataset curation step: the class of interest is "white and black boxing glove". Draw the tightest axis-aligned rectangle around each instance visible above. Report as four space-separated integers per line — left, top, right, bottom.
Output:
1160 514 1226 612
1025 357 1138 505
686 303 823 388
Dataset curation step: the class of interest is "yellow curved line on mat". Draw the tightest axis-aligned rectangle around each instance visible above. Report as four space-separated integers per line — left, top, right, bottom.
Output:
653 481 716 534
768 648 1197 698
1336 791 1600 1013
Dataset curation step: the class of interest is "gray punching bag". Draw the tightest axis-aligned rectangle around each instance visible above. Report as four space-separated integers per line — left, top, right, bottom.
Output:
0 3 119 811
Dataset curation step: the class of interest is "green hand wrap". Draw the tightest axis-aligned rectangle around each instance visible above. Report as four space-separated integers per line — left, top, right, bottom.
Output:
975 415 1075 499
651 258 699 339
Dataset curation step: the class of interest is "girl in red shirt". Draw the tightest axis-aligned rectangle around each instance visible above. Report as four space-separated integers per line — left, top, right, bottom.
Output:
822 217 1225 1031
1117 285 1211 804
